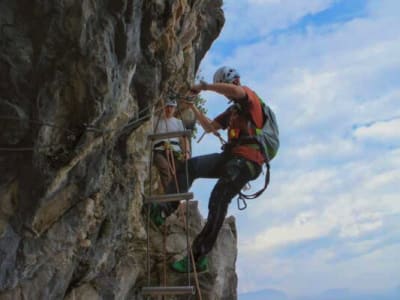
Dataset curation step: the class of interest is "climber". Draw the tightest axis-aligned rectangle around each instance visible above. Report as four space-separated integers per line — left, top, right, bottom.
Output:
152 66 267 273
151 99 190 225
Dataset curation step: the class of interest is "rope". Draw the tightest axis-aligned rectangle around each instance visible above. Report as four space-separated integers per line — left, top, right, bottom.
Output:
175 194 203 300
173 91 204 300
178 137 203 300
152 103 169 293
0 145 59 152
0 87 202 151
0 116 76 134
146 140 155 288
165 147 180 193
190 246 203 300
0 87 202 154
179 100 193 294
0 103 164 152
196 129 226 146
163 223 167 290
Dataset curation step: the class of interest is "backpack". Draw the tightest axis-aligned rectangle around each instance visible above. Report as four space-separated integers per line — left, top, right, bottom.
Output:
237 88 280 207
253 97 280 162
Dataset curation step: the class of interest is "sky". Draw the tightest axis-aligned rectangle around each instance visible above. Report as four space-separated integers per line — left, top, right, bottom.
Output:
190 0 400 299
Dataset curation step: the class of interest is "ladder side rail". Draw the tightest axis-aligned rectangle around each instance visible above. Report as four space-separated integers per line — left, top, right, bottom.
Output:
184 149 192 284
146 139 156 286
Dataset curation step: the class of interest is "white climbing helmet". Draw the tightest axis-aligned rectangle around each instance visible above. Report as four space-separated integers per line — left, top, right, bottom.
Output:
165 99 177 107
213 66 240 84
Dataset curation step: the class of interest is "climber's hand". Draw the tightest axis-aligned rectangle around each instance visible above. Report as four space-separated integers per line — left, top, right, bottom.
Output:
190 80 208 95
190 84 202 95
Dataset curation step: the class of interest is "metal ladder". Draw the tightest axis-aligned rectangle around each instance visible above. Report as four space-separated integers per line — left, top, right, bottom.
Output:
142 130 196 298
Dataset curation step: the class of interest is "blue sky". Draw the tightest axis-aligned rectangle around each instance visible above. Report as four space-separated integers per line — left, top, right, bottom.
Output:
190 0 400 298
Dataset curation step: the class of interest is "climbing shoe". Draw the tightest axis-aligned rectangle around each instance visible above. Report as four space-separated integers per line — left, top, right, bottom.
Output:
171 256 208 273
196 256 208 272
149 203 165 227
171 256 190 273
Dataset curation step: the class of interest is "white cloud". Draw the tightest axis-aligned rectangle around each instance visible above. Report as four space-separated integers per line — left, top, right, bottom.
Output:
213 4 400 137
248 0 281 4
238 241 400 296
259 168 338 212
241 196 389 253
353 118 400 142
364 168 400 190
291 138 359 161
241 210 332 252
238 149 400 276
197 0 400 296
220 0 335 42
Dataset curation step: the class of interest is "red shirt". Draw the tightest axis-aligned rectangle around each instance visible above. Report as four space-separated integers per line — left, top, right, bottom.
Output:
214 86 265 165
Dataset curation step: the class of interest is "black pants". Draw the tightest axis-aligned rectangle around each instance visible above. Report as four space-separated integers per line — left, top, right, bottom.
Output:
164 152 261 261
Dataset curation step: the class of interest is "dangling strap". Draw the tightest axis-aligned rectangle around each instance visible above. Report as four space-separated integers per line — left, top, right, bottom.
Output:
237 163 270 210
237 195 247 211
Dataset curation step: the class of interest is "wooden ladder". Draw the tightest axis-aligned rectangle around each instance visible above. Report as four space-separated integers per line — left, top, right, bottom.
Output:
142 130 195 298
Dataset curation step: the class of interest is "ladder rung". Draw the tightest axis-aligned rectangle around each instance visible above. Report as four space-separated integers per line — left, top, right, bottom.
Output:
144 192 193 204
148 130 192 141
141 286 195 296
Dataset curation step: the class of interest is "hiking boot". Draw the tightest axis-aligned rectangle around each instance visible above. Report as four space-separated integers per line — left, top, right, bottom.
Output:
149 203 165 227
171 256 208 273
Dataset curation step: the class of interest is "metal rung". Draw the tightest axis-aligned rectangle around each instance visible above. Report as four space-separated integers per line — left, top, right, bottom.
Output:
144 192 193 204
142 286 195 296
148 130 192 141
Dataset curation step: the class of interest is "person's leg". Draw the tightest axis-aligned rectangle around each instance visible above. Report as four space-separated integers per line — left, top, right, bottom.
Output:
150 151 176 226
192 158 261 260
153 151 172 191
162 152 228 216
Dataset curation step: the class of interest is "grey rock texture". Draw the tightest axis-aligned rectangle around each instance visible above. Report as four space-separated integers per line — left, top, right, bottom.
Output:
0 0 237 299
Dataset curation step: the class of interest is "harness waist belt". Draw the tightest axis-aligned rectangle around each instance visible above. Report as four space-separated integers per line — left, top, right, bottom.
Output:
228 140 261 150
154 140 180 148
243 143 261 150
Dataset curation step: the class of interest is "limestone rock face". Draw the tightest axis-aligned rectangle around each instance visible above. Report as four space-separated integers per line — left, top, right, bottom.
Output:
0 0 237 299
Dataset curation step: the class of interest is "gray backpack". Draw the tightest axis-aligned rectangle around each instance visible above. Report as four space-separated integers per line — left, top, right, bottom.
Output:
254 98 280 162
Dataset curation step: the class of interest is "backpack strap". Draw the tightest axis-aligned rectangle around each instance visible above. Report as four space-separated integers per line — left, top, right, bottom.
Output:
241 86 265 128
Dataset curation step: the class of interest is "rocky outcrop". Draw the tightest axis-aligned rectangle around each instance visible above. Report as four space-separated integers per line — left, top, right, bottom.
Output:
0 0 237 299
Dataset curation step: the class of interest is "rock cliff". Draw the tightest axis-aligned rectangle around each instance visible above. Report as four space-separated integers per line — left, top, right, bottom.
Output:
0 0 238 299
